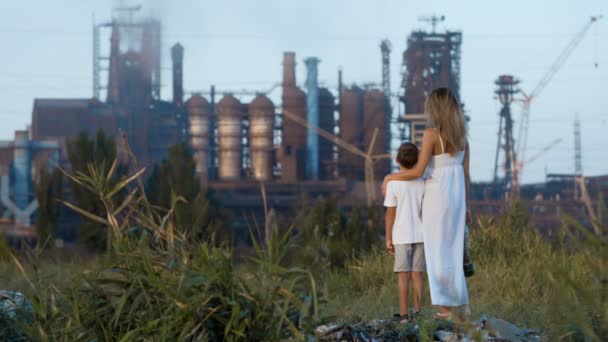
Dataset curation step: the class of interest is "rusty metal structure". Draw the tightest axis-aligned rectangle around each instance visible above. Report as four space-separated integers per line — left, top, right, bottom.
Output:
7 7 602 244
363 89 390 179
319 88 337 180
337 86 390 181
171 43 184 106
339 86 364 180
400 16 462 146
280 52 308 182
33 10 188 169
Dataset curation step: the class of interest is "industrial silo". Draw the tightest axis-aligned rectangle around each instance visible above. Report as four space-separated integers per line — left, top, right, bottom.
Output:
248 94 275 181
363 89 390 179
187 95 211 184
281 52 307 182
318 87 336 180
339 86 364 180
217 94 243 180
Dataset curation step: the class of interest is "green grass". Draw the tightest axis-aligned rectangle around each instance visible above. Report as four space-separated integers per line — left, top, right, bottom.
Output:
322 208 607 341
1 158 605 340
3 207 604 340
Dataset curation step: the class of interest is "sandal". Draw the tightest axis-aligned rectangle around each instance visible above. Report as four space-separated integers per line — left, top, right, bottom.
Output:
393 313 411 324
433 312 453 321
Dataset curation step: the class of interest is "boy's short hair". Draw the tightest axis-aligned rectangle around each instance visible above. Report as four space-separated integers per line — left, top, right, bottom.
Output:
397 142 418 169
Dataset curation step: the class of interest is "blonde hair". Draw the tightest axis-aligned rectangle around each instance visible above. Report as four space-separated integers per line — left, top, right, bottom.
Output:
424 88 467 154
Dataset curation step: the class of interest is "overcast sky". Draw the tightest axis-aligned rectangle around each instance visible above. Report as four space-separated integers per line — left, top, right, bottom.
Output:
0 0 605 183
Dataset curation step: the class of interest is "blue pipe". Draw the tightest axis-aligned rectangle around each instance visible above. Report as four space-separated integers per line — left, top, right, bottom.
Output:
304 57 320 180
12 131 30 210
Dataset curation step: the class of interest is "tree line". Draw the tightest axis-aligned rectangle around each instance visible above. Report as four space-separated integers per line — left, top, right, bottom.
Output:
35 130 227 250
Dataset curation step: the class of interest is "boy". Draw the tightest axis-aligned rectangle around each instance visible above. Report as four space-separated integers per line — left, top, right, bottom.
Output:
384 142 426 323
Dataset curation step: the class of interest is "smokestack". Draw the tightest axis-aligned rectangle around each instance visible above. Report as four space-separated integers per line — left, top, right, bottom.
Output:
304 57 320 180
283 52 296 88
171 43 184 106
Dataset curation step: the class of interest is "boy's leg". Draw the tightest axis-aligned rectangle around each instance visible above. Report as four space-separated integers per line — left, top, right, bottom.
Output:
397 272 410 316
410 272 424 312
394 244 411 317
411 243 426 313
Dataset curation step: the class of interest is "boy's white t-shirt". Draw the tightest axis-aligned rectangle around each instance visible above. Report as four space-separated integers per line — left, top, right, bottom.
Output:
383 180 425 244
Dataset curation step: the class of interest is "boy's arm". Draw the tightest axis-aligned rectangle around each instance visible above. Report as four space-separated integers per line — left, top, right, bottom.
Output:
385 206 396 255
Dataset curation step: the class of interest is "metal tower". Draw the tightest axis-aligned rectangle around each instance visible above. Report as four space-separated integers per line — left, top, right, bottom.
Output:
493 75 520 197
92 18 112 99
380 40 391 100
574 114 582 176
380 39 392 165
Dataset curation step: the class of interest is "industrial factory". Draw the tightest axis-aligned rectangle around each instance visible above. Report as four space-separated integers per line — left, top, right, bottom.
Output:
0 8 604 241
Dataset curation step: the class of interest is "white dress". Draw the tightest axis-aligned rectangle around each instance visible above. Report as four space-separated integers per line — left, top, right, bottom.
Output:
422 131 469 306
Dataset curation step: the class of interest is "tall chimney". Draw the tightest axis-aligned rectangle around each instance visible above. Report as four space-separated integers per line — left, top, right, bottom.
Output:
304 57 320 180
171 43 184 106
283 52 296 88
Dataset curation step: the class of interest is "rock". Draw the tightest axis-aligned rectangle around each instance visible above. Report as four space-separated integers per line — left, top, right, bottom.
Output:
315 323 345 336
0 290 35 341
435 330 460 342
483 317 542 342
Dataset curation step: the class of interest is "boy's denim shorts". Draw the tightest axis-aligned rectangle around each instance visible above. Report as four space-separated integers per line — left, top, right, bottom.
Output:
393 243 426 272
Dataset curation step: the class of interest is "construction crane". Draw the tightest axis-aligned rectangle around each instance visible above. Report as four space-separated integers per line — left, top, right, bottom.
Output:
571 114 600 235
516 15 603 181
282 109 390 207
513 138 562 176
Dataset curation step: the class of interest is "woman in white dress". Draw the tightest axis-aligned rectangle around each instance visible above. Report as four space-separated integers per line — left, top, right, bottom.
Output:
382 88 471 320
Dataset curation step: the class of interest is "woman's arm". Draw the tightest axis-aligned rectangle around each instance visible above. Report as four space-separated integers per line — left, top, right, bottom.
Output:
463 142 472 224
381 128 436 195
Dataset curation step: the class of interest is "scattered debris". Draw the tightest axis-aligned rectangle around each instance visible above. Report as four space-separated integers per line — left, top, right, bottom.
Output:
314 314 542 342
0 290 35 341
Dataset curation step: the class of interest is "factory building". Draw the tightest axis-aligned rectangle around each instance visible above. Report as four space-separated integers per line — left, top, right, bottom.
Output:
2 7 603 243
31 16 189 169
400 23 462 146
